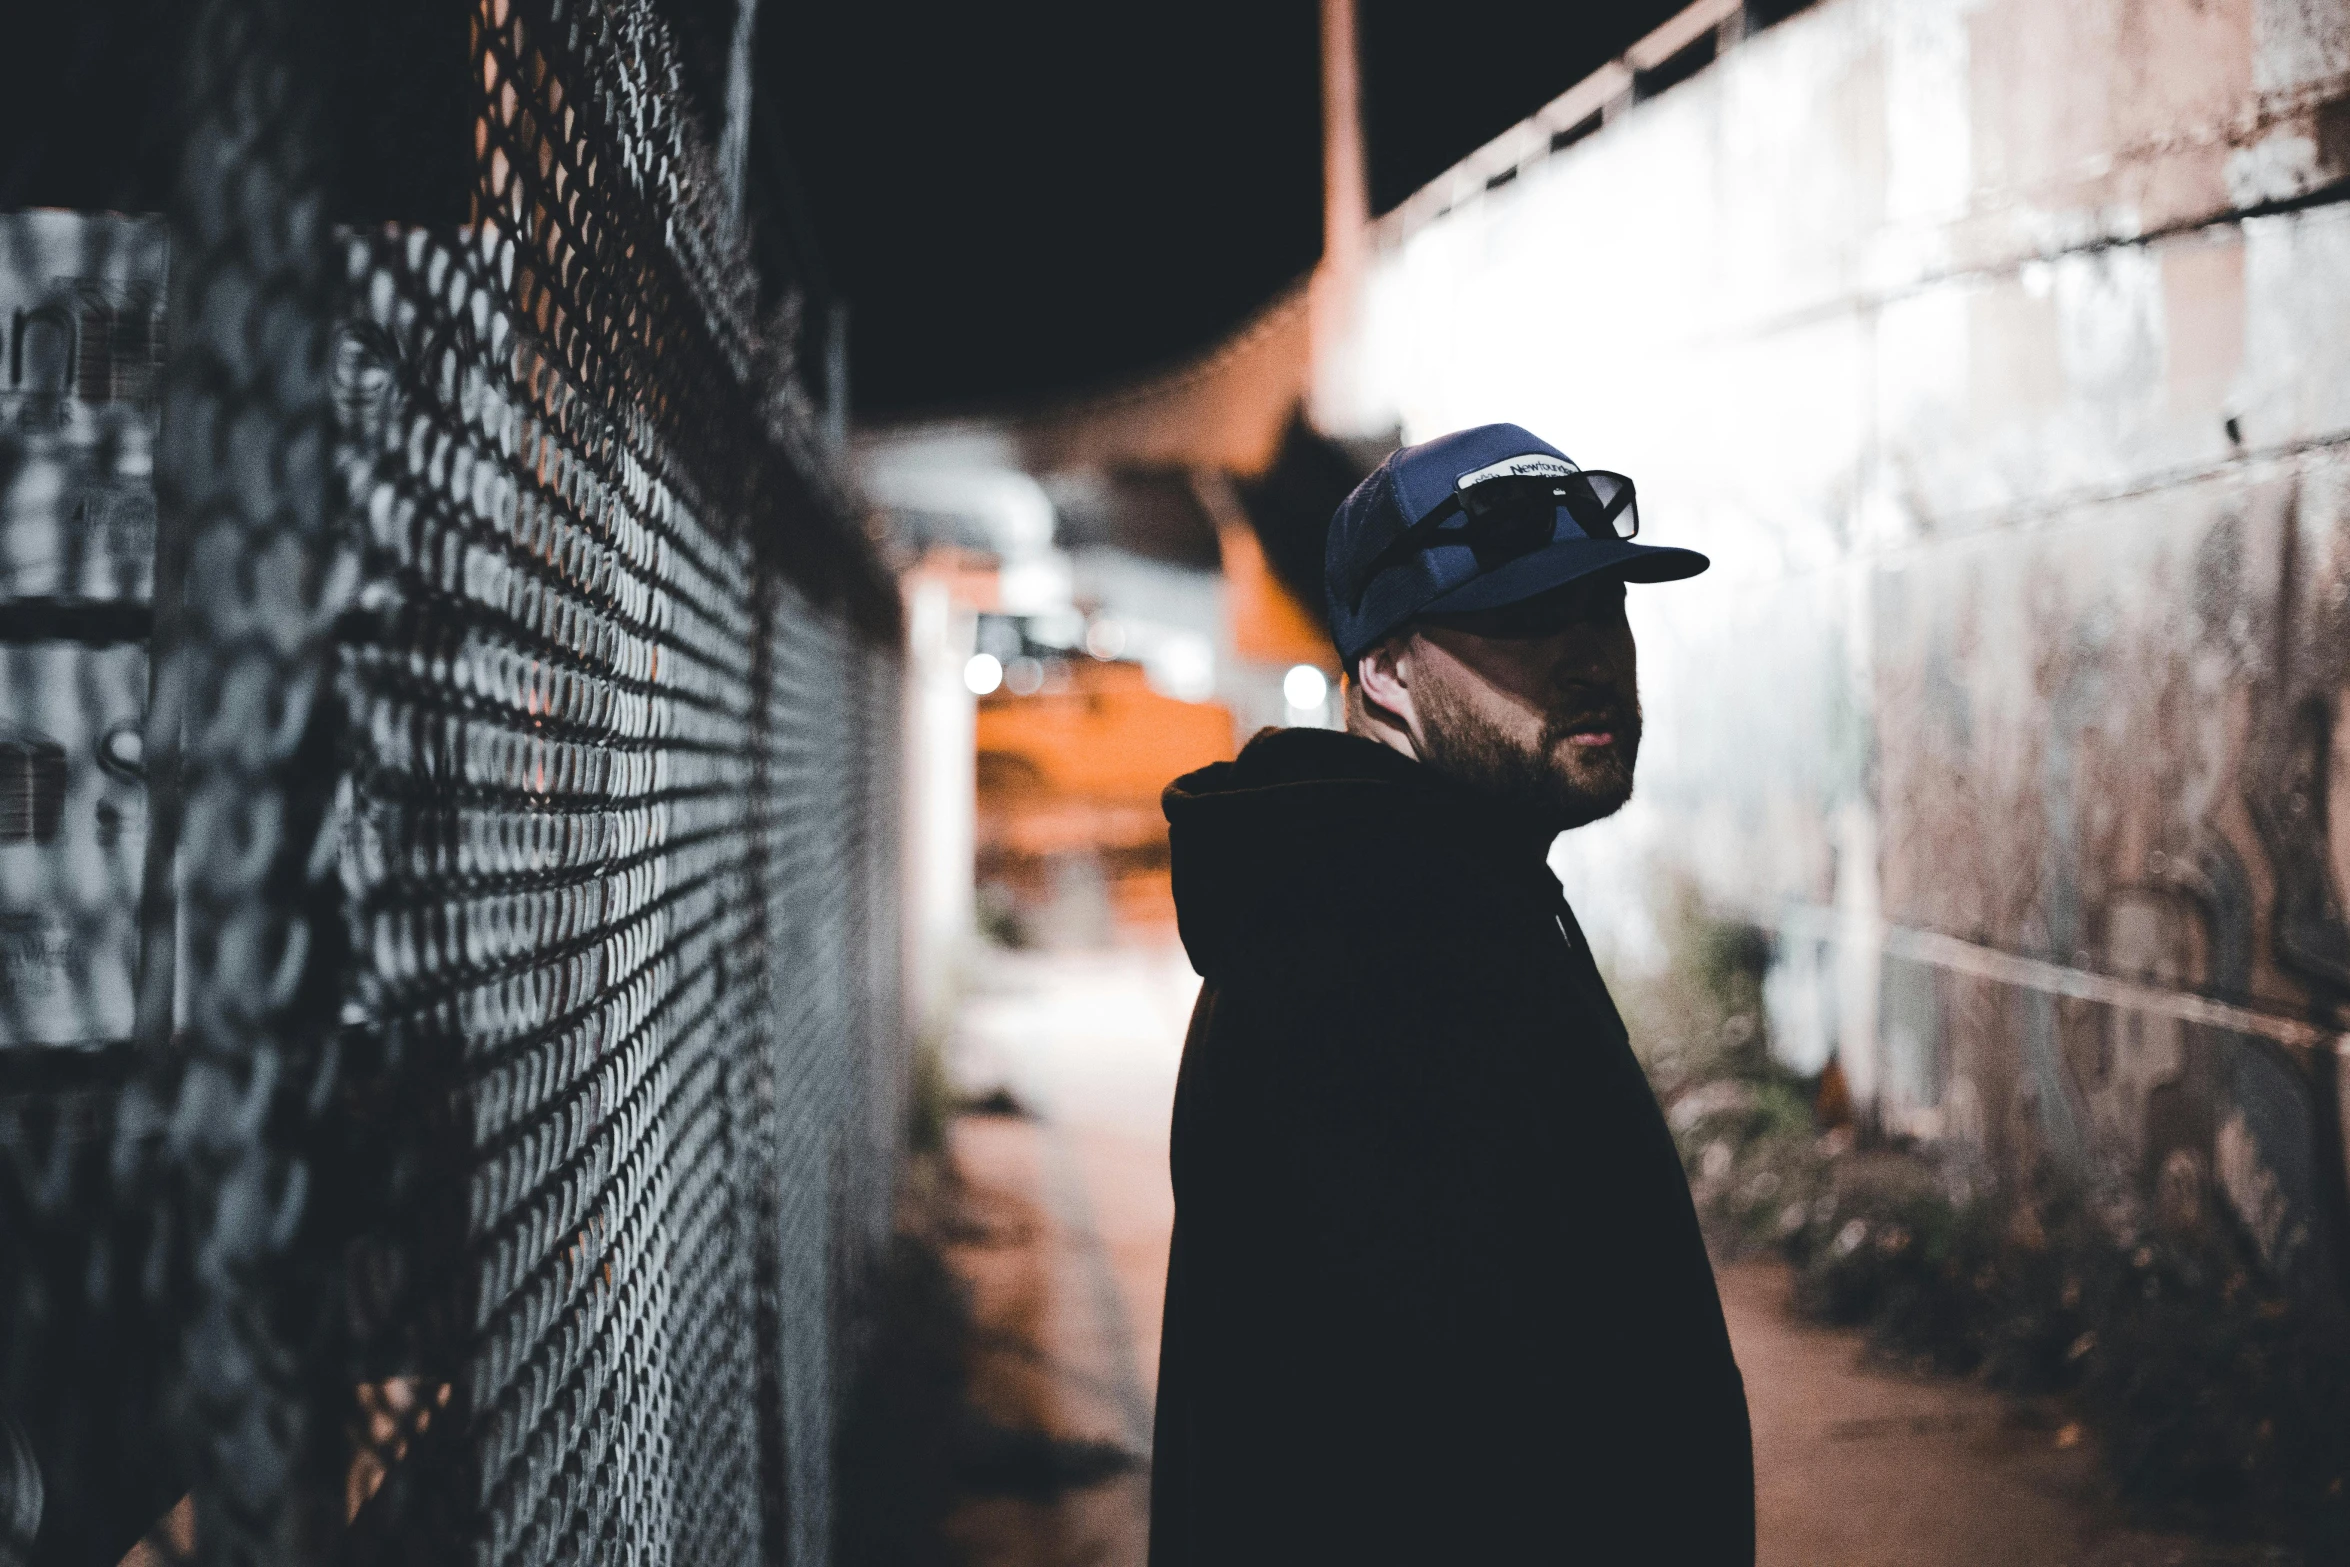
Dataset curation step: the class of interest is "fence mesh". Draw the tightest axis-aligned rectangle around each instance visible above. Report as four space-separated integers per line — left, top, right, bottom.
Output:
0 0 905 1563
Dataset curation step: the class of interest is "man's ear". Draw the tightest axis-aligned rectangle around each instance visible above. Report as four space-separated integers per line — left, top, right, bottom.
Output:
1353 634 1415 730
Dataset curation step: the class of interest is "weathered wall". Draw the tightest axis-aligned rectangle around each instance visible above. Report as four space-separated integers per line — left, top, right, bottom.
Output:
1338 0 2350 1288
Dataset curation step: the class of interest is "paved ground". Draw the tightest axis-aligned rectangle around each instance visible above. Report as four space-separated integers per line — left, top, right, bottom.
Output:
942 942 1191 1567
1718 1261 2282 1566
945 1112 1154 1567
941 938 2284 1567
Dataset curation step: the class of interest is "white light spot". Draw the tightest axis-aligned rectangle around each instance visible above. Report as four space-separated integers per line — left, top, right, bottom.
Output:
1003 656 1046 695
996 554 1074 617
1283 664 1329 710
1026 608 1085 649
1144 634 1215 703
963 652 1003 696
1084 617 1127 660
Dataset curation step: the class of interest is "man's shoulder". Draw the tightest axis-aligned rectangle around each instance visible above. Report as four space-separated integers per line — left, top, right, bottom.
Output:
1195 897 1575 1073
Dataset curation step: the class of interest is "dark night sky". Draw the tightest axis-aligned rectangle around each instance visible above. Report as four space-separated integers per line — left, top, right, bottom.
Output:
1 0 1693 419
765 2 1689 417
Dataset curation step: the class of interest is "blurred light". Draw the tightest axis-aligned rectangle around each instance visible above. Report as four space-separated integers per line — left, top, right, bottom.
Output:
1283 664 1329 710
1004 656 1046 695
963 652 1003 696
1144 633 1216 703
974 613 1024 661
1084 617 1127 660
1027 608 1085 649
998 555 1074 616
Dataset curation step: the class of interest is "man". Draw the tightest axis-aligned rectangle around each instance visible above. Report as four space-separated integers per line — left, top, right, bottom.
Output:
1150 424 1754 1564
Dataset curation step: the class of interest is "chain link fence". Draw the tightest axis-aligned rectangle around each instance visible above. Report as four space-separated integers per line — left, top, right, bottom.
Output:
1 0 906 1562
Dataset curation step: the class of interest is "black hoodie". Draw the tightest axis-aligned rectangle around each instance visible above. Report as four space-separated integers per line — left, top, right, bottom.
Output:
1149 727 1753 1565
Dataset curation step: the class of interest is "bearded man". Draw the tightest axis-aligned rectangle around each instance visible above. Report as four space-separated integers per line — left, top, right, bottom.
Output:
1150 424 1754 1565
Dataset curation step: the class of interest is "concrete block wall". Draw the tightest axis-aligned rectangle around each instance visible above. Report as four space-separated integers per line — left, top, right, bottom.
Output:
1335 0 2350 1286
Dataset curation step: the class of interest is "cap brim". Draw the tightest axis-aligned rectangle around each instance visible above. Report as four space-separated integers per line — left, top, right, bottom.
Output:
1416 536 1709 617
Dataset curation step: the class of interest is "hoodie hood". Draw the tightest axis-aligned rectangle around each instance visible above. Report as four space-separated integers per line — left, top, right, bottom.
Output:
1162 728 1561 979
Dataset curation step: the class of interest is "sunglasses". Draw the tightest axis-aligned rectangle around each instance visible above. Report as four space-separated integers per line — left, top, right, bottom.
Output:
1348 470 1640 610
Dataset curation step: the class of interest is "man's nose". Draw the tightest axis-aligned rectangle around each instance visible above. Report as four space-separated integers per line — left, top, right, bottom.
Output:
1547 635 1618 690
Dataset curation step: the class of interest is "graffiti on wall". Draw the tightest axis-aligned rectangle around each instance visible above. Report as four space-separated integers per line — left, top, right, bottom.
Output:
1330 0 2350 1290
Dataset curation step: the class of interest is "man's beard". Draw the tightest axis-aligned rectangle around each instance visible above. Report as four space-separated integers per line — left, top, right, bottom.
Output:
1414 681 1642 831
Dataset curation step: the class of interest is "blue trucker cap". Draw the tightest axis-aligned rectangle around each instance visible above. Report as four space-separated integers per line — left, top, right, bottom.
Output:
1323 423 1709 664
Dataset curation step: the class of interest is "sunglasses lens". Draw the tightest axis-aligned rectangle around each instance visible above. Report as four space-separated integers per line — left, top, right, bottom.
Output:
1560 472 1639 540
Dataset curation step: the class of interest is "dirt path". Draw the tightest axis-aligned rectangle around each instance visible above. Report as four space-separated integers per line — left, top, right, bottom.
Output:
942 1112 1153 1567
941 940 2281 1566
1720 1261 2283 1566
939 944 1192 1566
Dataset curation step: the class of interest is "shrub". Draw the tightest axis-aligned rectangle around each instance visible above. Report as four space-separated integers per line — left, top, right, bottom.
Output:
1631 890 2350 1556
1739 1131 2350 1552
2082 1234 2350 1552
